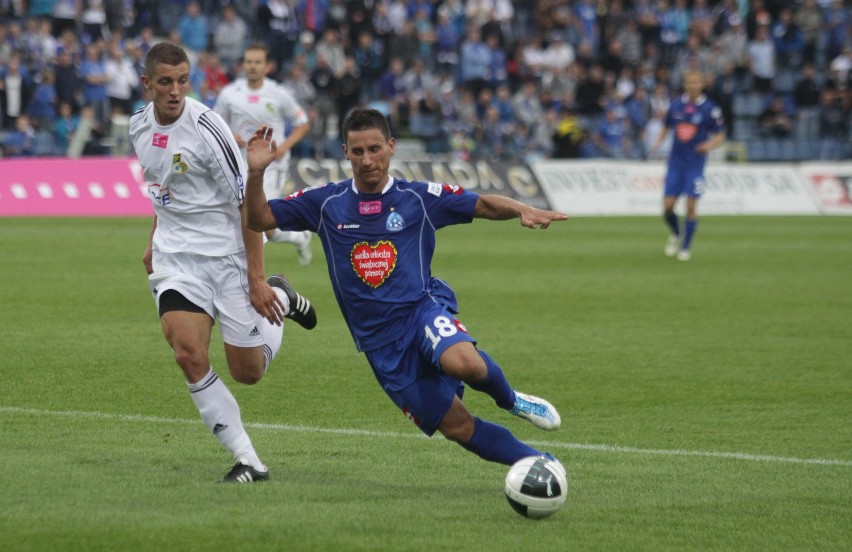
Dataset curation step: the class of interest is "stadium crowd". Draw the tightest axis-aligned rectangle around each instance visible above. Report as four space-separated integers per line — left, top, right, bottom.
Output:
0 0 849 162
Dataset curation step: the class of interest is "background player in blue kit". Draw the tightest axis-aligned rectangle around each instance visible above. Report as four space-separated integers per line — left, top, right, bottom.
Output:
652 70 726 261
244 109 568 468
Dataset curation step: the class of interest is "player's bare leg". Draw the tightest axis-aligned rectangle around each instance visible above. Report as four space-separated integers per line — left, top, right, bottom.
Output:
440 343 560 430
663 195 681 256
679 197 699 261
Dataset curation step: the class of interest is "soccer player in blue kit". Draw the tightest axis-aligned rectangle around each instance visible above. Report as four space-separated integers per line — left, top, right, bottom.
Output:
652 70 725 261
244 108 568 468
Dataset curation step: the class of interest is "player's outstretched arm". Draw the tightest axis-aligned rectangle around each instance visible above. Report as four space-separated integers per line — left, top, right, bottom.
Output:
474 194 568 229
244 126 280 233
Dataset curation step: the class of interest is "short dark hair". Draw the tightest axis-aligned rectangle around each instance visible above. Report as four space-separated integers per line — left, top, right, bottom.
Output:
243 43 270 61
342 108 391 144
144 42 190 78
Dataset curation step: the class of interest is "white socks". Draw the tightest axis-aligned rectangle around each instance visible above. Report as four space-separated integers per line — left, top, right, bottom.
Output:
261 291 286 372
188 368 265 470
267 229 310 246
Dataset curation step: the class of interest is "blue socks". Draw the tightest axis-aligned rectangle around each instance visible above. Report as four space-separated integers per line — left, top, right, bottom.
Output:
682 219 698 250
664 211 680 236
461 417 544 465
467 350 515 410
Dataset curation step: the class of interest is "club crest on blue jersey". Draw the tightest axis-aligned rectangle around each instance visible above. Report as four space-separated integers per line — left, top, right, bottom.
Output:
386 210 404 232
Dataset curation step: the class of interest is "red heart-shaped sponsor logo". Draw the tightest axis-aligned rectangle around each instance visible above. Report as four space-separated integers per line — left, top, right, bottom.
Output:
351 241 397 288
675 122 697 142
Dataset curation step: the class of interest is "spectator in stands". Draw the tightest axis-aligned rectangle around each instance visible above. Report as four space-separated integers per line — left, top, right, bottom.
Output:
817 87 850 160
178 1 208 58
80 42 109 125
599 0 630 47
625 85 651 149
213 4 249 74
292 30 318 74
283 62 317 111
691 0 715 40
759 95 794 138
672 33 713 90
77 103 107 155
335 56 362 125
104 44 139 116
575 63 605 117
400 58 437 103
717 15 749 85
388 19 420 69
434 10 461 74
50 0 78 37
794 0 824 66
551 104 584 159
52 47 80 113
459 26 490 97
54 100 79 154
828 46 852 89
615 19 643 69
747 24 777 94
658 0 690 67
483 32 508 90
353 30 384 98
510 79 544 137
574 0 600 55
476 103 514 160
156 0 188 36
711 61 737 138
3 114 36 156
824 0 849 62
794 63 823 140
772 8 804 69
315 27 346 78
298 0 330 36
370 0 394 50
81 0 108 43
634 0 661 45
592 106 631 159
26 68 57 132
413 6 436 66
2 54 32 130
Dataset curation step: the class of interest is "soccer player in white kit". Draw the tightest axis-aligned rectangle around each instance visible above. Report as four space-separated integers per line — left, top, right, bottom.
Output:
130 42 317 483
214 43 314 266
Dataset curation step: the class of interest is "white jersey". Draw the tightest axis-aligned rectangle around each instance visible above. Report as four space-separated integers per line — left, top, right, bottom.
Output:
129 97 247 257
214 77 309 171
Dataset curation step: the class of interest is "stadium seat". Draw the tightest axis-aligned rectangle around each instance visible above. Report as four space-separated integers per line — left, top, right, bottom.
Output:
765 139 782 160
733 118 758 141
746 138 766 161
780 139 797 161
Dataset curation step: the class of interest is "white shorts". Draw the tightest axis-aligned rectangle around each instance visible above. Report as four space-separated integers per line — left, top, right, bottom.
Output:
263 166 289 199
148 250 267 348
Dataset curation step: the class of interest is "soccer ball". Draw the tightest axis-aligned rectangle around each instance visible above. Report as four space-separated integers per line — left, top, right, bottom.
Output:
504 456 568 519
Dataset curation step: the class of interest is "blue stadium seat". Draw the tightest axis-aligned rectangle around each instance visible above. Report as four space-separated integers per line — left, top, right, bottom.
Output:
746 138 767 161
733 118 758 141
780 139 797 161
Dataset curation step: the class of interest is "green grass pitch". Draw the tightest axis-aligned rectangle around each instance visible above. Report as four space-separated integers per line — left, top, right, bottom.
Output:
0 215 850 551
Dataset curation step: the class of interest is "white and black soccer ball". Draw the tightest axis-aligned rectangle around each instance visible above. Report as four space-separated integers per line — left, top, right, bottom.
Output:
504 456 568 519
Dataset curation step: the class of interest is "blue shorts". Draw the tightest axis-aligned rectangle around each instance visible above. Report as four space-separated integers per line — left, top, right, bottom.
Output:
364 299 476 436
664 165 706 198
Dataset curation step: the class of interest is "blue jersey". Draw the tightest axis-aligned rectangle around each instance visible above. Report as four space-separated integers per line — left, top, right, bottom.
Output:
664 94 724 170
268 178 479 351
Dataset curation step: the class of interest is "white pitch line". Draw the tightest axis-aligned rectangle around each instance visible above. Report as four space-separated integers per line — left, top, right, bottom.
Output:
2 405 850 467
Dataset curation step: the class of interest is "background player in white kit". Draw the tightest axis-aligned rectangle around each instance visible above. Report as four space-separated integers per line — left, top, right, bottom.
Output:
129 42 317 483
214 44 314 266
